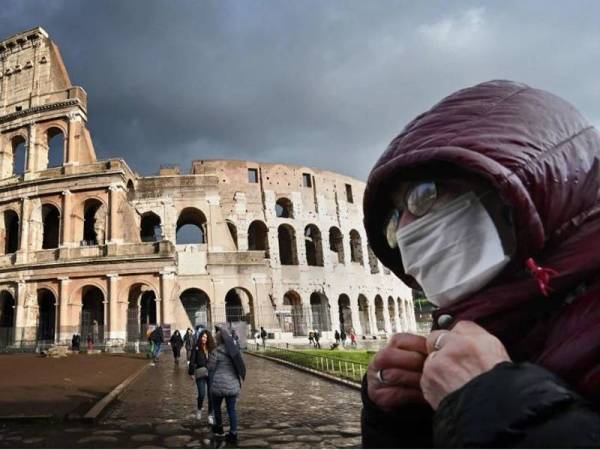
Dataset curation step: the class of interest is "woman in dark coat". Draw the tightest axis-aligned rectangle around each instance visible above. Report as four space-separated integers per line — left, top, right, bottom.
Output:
169 330 184 364
188 329 216 422
361 80 600 448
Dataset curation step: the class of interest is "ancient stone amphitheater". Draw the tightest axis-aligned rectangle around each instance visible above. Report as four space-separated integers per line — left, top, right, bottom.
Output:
0 27 414 350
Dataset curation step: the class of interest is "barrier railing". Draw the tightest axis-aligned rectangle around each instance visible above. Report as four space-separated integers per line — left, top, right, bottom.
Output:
256 345 368 383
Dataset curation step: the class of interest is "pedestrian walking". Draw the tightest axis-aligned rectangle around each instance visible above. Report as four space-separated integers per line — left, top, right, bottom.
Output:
314 329 321 349
334 330 340 345
231 329 240 348
149 325 164 365
209 327 246 444
169 329 184 364
308 330 315 347
184 328 194 361
350 329 357 348
71 334 80 352
260 326 267 348
340 329 347 347
253 329 260 351
188 329 216 423
86 334 93 352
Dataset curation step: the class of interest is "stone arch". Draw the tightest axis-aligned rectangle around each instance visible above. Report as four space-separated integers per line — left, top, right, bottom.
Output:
176 207 207 244
278 224 298 265
47 126 65 168
180 288 211 329
283 290 305 336
0 290 16 348
329 226 345 264
309 292 331 331
350 229 363 264
41 204 60 249
248 220 269 257
126 283 157 342
358 294 371 336
3 209 19 254
224 287 254 328
226 220 238 250
140 212 161 242
304 224 324 267
11 135 27 176
82 198 106 245
275 197 293 218
81 285 105 343
338 294 352 333
37 288 56 342
374 295 385 332
388 296 397 333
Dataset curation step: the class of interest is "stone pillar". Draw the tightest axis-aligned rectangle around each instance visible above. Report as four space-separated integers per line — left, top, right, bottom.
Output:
25 124 36 175
14 280 27 344
107 185 122 243
368 302 377 337
106 273 123 344
66 113 81 165
349 295 361 336
61 190 72 247
393 298 402 333
58 276 71 343
16 197 30 264
383 299 392 335
160 271 175 326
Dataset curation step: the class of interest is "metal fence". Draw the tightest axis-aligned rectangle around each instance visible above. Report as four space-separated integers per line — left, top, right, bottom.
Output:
257 345 368 383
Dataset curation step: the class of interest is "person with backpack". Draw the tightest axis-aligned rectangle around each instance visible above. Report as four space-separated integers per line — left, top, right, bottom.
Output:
149 325 164 365
209 327 246 444
183 328 194 361
188 329 216 424
169 329 184 364
308 330 315 347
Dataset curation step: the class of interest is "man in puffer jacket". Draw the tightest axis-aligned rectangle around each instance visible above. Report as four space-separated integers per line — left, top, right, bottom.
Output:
361 80 600 448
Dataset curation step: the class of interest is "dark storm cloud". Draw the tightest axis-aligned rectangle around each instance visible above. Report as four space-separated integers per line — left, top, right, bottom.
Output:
2 1 600 179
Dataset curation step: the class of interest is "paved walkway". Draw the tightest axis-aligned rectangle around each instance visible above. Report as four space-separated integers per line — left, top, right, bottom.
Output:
0 353 362 448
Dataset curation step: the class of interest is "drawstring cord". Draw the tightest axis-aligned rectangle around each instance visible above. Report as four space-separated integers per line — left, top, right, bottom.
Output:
526 258 559 297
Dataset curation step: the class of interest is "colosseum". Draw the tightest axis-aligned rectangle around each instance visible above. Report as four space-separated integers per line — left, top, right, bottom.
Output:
0 27 414 351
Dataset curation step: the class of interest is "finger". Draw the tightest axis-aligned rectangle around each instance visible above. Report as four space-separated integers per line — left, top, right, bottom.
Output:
388 333 428 355
370 386 426 411
425 330 450 354
377 368 422 388
450 320 486 336
372 347 427 372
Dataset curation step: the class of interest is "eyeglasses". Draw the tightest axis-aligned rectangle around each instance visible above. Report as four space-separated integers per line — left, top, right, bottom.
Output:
384 180 438 249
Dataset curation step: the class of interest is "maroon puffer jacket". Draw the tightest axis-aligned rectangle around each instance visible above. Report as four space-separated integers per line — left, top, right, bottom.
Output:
363 80 600 401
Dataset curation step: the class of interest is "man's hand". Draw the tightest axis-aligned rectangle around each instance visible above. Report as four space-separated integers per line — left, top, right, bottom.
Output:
367 333 428 411
421 321 511 410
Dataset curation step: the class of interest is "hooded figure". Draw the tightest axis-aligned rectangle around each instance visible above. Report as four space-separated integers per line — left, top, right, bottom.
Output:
362 80 600 448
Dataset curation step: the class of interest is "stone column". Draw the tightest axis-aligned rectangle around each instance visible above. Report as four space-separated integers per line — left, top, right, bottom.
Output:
14 280 28 345
58 276 71 343
16 197 30 264
368 302 377 337
159 271 175 326
383 299 392 335
349 295 362 336
61 190 72 247
66 112 81 165
107 185 122 244
393 298 402 333
25 124 36 175
106 273 123 345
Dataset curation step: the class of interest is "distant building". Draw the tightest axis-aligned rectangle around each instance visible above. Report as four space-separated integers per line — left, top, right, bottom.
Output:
0 28 415 350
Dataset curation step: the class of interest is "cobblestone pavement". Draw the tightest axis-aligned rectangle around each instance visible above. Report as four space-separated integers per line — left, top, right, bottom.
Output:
0 353 362 448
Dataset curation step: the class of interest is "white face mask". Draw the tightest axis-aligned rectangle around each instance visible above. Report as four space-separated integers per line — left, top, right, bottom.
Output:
395 191 509 308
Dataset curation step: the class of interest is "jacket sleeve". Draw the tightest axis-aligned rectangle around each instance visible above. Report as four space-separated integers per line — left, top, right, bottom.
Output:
361 374 434 448
188 347 197 375
433 362 600 448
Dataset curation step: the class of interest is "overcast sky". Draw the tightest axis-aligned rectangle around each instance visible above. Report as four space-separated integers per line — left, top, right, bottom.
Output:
2 1 600 180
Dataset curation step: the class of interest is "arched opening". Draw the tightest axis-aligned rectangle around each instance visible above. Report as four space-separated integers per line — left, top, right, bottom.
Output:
37 289 56 342
367 245 380 274
275 198 293 218
226 221 238 250
304 224 324 267
374 295 385 332
278 224 298 265
126 180 135 202
11 136 26 176
176 207 207 244
358 294 371 336
0 291 15 348
224 288 253 328
310 292 331 331
42 204 60 249
388 296 397 332
47 128 65 168
329 227 345 264
180 288 211 329
82 199 104 246
4 210 19 254
338 294 352 333
140 212 161 242
126 284 157 343
81 286 105 343
248 220 269 257
283 291 305 336
350 229 363 264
